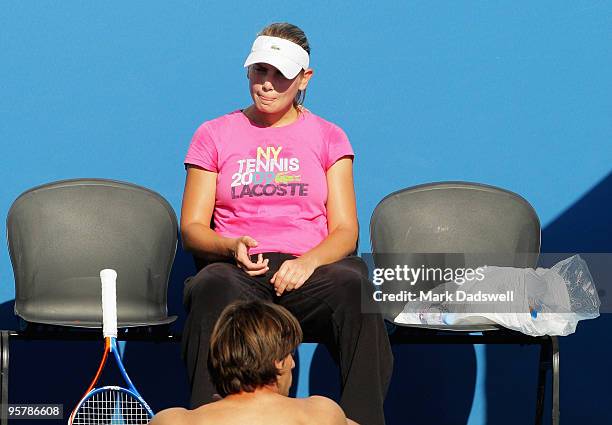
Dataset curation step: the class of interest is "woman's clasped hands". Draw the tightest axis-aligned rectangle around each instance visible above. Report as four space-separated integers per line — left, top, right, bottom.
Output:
231 236 317 296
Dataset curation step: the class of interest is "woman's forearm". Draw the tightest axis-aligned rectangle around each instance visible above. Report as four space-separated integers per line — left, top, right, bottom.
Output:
181 223 235 258
300 226 358 268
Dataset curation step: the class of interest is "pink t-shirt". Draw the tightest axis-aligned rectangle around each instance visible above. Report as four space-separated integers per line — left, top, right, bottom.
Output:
184 109 354 255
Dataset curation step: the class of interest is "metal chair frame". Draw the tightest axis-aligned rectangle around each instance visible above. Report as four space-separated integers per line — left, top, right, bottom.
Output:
371 182 559 425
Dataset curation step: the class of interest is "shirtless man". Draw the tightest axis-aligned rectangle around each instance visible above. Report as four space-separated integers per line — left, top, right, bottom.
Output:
151 300 358 425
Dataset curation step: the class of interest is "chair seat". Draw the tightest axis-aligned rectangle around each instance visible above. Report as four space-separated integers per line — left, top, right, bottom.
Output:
17 315 178 329
7 178 179 330
394 322 503 332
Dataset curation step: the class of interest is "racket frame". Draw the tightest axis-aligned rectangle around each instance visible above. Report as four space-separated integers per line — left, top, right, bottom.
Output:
68 336 154 424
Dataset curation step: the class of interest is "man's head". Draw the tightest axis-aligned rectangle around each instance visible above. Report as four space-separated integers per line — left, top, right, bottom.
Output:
207 300 303 397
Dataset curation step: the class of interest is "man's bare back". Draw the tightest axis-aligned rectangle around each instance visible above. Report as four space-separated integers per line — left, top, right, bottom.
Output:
151 390 358 425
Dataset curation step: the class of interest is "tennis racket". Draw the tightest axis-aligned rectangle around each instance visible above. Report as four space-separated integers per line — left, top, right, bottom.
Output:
68 268 154 425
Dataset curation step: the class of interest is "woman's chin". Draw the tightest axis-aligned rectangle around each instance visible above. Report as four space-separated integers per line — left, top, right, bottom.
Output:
253 98 292 114
255 102 270 110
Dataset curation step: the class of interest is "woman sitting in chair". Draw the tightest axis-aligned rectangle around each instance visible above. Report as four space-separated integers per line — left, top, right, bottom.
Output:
180 22 392 425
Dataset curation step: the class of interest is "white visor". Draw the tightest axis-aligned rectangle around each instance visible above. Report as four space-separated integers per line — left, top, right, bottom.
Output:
243 35 309 79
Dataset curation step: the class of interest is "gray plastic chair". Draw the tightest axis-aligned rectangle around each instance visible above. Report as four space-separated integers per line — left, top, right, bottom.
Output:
370 181 558 425
7 178 178 328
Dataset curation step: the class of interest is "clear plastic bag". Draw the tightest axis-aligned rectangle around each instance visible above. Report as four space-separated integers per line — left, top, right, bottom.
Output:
549 255 600 319
394 255 600 336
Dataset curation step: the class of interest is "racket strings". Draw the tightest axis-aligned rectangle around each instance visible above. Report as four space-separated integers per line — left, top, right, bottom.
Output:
72 388 150 425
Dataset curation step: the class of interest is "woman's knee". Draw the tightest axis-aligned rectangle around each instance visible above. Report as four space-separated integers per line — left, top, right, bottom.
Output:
184 262 245 306
316 261 369 312
326 256 369 286
323 257 369 291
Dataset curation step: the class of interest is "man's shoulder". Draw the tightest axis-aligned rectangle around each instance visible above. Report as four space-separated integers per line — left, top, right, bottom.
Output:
302 396 348 424
305 394 341 408
150 407 189 425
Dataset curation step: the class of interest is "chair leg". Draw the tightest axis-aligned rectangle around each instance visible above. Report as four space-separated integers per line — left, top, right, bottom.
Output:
551 336 560 425
1 331 9 425
534 338 550 425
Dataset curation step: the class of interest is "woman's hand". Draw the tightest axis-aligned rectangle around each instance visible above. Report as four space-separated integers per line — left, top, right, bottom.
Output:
231 236 269 276
271 257 318 296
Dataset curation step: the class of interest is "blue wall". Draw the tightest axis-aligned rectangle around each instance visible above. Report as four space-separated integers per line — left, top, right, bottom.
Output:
2 2 611 424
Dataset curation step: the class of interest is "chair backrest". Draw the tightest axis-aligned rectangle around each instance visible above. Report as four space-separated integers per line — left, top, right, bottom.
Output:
7 179 178 328
370 181 541 321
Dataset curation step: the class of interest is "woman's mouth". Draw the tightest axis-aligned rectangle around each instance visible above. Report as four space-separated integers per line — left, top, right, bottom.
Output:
259 94 276 102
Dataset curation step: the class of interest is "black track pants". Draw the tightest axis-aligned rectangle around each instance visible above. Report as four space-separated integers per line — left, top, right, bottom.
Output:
182 253 393 425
